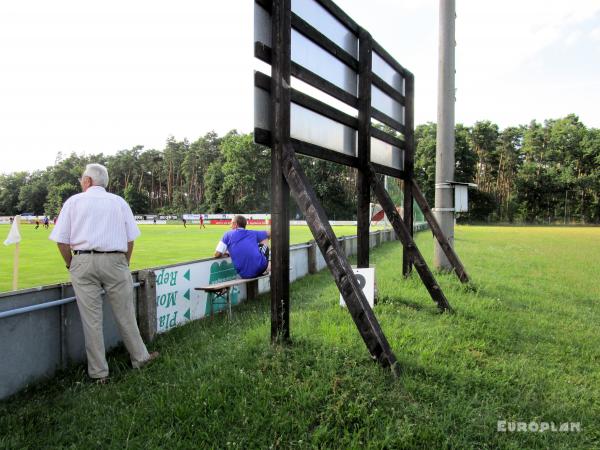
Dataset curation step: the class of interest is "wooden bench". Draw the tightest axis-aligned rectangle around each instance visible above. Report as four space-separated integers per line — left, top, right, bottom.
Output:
195 274 270 319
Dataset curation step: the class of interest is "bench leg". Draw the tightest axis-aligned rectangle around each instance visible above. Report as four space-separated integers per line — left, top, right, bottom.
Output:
227 288 232 320
247 279 259 301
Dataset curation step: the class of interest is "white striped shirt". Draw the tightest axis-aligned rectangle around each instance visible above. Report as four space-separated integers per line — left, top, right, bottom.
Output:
49 186 140 252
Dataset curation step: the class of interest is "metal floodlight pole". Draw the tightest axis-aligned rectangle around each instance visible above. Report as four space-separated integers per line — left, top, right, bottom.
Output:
434 0 456 270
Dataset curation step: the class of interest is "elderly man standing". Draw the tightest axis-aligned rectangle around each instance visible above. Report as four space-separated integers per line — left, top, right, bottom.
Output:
50 163 158 383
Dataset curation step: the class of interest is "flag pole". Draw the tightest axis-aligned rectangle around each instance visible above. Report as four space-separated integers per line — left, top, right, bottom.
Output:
4 215 22 291
12 242 19 291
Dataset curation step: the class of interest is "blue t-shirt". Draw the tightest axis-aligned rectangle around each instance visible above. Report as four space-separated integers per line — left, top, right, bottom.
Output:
219 229 268 278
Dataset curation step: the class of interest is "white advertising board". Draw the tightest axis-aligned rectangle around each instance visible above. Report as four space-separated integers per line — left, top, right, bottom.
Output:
154 259 245 333
339 267 375 308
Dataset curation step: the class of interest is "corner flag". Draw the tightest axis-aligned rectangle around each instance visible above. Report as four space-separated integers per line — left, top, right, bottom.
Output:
4 215 21 246
4 215 22 290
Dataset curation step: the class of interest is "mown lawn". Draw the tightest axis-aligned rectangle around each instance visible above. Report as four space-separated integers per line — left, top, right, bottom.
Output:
1 226 599 448
0 224 360 292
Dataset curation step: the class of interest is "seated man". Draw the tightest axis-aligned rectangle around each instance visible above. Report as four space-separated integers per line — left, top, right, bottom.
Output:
214 215 270 278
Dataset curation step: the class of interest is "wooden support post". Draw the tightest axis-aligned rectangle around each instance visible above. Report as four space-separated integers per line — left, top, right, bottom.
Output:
59 283 68 369
308 241 318 274
344 238 353 257
369 165 453 312
270 0 291 343
247 279 259 301
338 237 346 256
357 29 372 269
402 73 415 277
282 142 399 374
411 178 470 283
136 270 157 343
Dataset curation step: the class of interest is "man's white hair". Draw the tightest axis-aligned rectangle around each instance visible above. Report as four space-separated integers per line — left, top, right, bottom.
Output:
83 163 109 188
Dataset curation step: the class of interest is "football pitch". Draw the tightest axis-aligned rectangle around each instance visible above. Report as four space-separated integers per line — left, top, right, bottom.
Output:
2 225 600 448
0 224 361 293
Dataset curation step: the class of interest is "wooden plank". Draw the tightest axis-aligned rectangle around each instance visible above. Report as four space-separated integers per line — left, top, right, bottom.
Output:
371 108 406 136
254 70 271 90
291 13 358 71
289 138 358 167
254 42 359 108
314 0 360 35
258 127 407 181
402 73 415 276
411 178 470 283
256 0 360 60
270 0 291 343
136 270 158 344
292 89 358 128
254 127 271 147
291 62 359 108
256 0 270 13
372 73 406 106
195 274 270 292
370 163 405 180
372 40 411 78
255 128 360 168
282 141 399 374
357 29 372 269
255 71 358 129
369 164 453 313
371 126 406 150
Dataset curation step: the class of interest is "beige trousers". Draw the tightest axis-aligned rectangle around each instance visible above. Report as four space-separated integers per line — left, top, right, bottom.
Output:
70 253 150 378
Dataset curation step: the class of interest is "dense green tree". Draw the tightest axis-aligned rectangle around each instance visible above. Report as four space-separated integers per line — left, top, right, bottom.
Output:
203 159 226 213
219 131 270 213
17 172 48 215
44 183 80 217
0 172 29 215
124 184 149 214
299 156 356 220
414 122 437 206
471 121 500 193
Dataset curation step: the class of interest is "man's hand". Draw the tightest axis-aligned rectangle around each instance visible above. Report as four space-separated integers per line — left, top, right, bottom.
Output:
57 243 72 268
126 241 134 265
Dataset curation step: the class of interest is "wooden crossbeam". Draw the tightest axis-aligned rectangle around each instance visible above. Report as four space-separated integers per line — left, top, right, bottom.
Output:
282 142 400 375
411 179 470 284
368 165 453 313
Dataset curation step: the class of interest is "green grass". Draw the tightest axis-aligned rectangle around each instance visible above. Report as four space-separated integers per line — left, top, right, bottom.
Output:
0 224 361 292
1 226 599 448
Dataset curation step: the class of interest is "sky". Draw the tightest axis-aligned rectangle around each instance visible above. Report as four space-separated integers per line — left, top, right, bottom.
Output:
1 0 599 174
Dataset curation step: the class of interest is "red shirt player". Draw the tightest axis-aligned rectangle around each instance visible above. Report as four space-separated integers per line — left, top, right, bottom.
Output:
199 215 205 229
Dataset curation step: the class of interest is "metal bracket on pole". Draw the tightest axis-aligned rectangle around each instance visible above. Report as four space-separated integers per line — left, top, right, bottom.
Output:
432 207 455 212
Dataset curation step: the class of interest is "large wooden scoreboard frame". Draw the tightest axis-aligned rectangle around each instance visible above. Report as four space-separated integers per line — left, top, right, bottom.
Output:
254 0 469 373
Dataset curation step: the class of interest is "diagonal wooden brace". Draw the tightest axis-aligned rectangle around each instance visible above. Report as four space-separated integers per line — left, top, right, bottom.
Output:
368 165 453 313
411 178 470 283
281 142 400 374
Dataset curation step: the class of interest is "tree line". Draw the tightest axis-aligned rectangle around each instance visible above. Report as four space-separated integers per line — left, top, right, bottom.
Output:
0 114 598 223
0 130 357 220
415 114 599 223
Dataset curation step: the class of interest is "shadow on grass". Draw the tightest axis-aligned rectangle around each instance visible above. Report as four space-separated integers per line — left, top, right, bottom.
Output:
377 294 447 316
